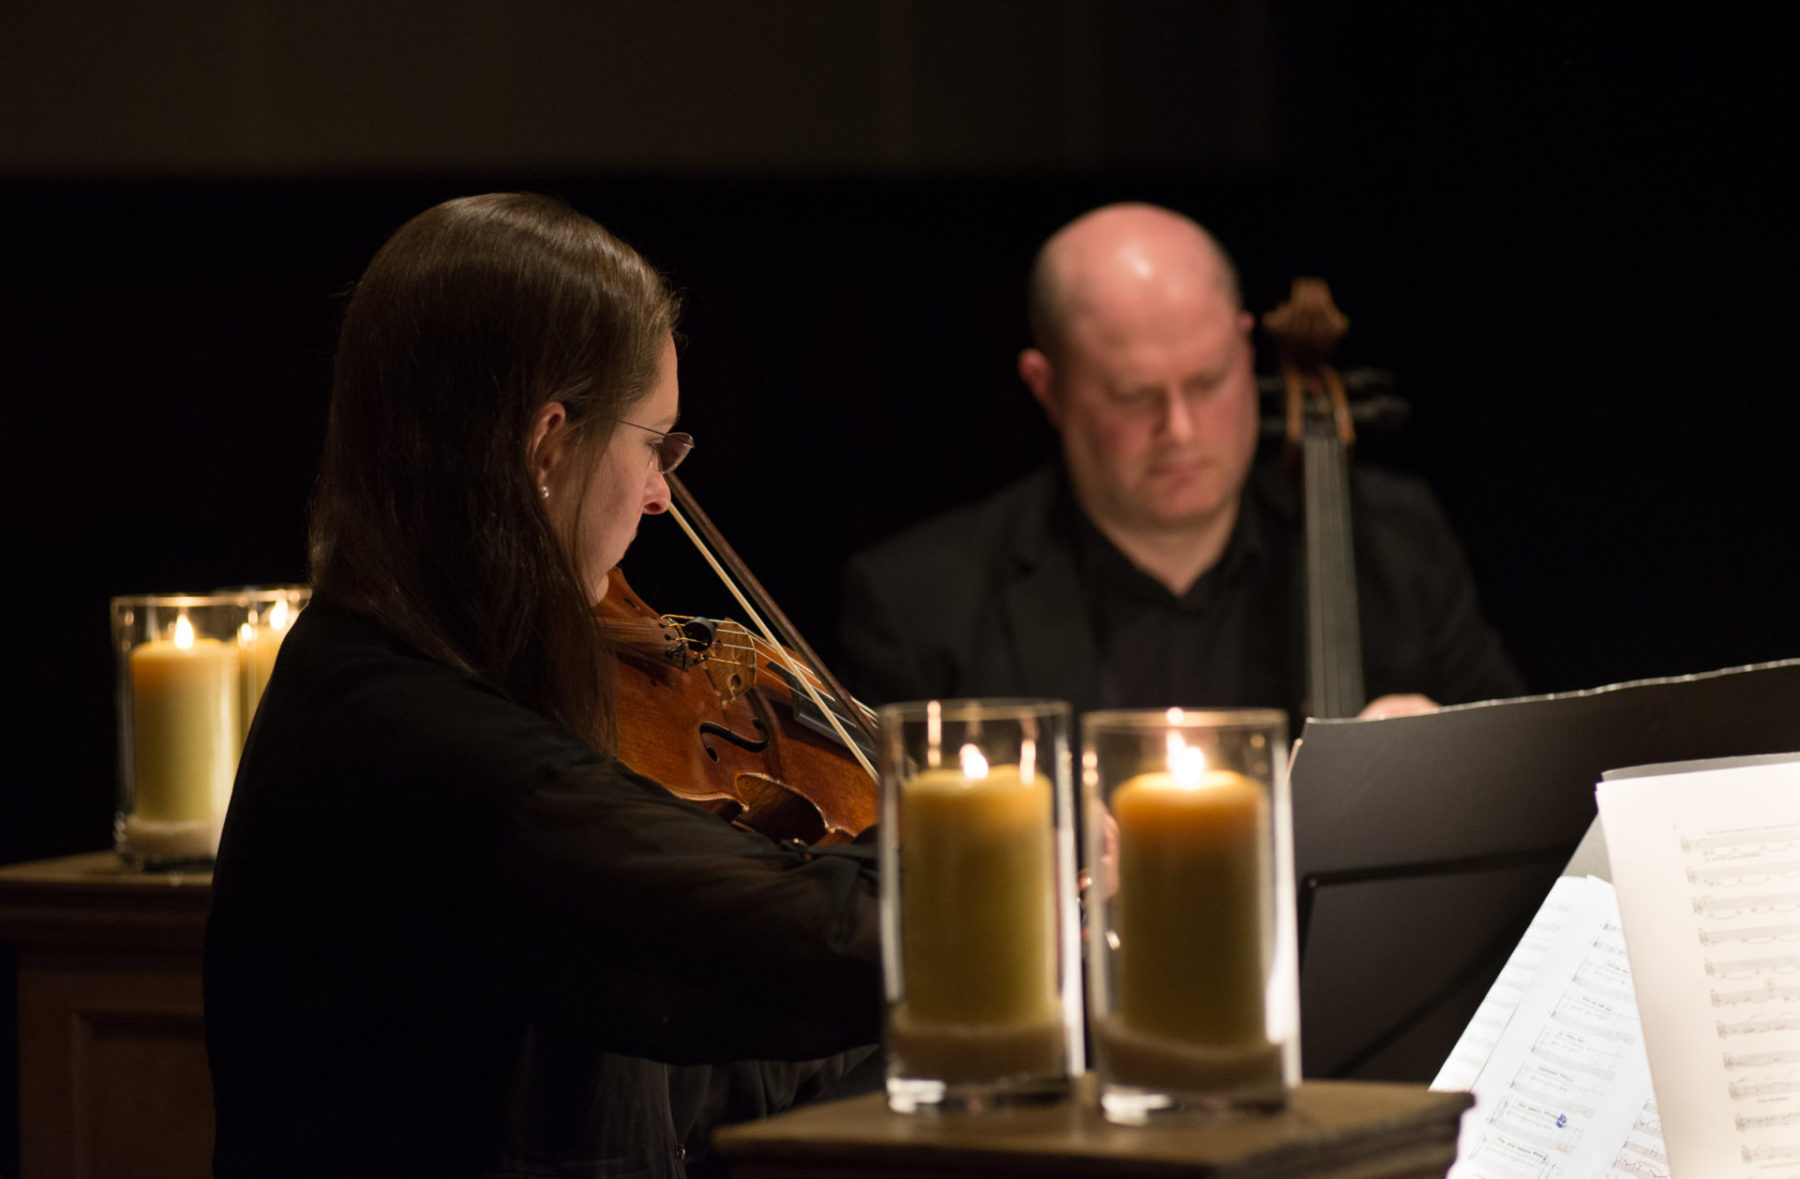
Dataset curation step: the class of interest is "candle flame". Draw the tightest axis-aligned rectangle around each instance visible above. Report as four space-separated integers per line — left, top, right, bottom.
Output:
174 614 195 649
959 744 989 779
1018 737 1036 782
1166 731 1207 786
926 700 942 769
269 598 291 630
238 622 254 646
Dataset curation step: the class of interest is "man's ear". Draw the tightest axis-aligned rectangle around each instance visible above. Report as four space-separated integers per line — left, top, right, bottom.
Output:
527 400 570 488
1018 348 1062 431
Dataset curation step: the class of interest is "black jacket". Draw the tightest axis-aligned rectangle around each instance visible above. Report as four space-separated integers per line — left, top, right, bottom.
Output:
840 462 1523 726
204 599 880 1178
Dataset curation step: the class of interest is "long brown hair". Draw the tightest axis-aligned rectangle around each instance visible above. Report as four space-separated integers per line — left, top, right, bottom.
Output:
309 193 677 752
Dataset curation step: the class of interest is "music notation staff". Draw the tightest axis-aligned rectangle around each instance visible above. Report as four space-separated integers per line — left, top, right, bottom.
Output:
1604 1095 1667 1179
1601 756 1800 1178
1435 876 1660 1179
1687 861 1800 888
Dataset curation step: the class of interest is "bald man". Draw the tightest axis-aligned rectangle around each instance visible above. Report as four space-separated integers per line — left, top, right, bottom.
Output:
840 204 1522 727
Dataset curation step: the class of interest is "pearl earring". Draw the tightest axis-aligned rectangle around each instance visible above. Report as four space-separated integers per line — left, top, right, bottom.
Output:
539 484 550 500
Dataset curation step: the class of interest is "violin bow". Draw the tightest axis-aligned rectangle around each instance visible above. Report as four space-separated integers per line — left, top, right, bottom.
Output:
663 473 879 781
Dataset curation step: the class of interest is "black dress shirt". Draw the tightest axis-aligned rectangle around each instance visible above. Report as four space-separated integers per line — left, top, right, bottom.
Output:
1070 480 1290 716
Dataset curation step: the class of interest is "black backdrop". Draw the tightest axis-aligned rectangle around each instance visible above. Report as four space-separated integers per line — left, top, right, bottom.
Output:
5 16 1798 870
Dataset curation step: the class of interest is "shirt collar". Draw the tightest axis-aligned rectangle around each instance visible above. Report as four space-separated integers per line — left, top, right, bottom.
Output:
1063 466 1267 610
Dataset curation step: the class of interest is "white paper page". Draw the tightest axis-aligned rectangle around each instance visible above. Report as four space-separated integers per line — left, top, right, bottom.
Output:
1435 875 1604 1093
1603 1093 1668 1179
1599 761 1800 1179
1438 876 1658 1179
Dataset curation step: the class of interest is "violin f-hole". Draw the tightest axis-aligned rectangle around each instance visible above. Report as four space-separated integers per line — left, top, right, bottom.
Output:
699 718 771 760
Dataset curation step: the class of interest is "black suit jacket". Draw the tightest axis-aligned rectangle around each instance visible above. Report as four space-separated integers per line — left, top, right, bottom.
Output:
840 463 1523 726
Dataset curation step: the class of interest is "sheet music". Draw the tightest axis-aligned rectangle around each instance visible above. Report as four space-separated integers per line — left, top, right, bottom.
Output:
1599 758 1800 1178
1435 875 1604 1093
1604 1094 1667 1179
1434 875 1657 1179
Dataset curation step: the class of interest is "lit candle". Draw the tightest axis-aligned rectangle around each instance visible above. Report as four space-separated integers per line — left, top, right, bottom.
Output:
892 743 1062 1080
1102 730 1278 1090
237 597 294 743
128 614 239 853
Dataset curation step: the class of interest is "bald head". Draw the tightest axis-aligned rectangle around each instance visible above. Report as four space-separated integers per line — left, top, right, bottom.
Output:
1027 203 1242 361
1016 203 1259 584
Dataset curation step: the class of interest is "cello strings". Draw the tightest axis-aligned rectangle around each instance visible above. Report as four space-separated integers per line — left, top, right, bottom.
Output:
1302 423 1363 715
1325 366 1364 712
666 503 878 782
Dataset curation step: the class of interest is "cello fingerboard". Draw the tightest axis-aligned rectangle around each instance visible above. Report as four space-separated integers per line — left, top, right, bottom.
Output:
1302 432 1365 718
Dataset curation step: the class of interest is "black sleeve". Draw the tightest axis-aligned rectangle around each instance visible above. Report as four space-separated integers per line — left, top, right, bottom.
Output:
1357 476 1526 705
1408 492 1526 704
487 753 881 1065
839 552 946 706
669 1046 880 1179
1419 531 1527 705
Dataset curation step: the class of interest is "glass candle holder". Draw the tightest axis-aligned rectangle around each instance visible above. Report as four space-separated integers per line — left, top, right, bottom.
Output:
1083 708 1299 1124
878 698 1081 1113
112 593 251 868
229 585 311 744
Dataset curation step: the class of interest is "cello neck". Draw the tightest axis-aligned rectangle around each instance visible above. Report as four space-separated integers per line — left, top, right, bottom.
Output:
1265 278 1366 719
1300 428 1364 718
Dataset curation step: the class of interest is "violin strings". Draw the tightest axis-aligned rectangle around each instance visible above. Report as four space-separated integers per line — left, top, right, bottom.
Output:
664 617 841 699
657 612 878 724
713 623 879 725
666 503 878 782
710 633 822 686
740 633 879 723
689 630 877 724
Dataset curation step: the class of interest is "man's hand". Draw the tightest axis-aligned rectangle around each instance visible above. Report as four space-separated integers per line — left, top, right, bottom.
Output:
1358 693 1437 719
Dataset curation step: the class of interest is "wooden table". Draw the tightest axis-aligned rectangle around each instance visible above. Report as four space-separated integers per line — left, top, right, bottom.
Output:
0 852 1476 1178
0 850 214 1179
715 1078 1472 1178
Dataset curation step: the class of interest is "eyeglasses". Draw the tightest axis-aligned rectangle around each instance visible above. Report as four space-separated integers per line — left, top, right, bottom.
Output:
617 419 695 474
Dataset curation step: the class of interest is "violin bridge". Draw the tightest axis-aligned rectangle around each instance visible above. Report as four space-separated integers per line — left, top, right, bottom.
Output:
702 619 757 709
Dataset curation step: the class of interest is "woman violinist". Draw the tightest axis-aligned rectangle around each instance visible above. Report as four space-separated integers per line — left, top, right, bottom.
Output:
203 194 880 1178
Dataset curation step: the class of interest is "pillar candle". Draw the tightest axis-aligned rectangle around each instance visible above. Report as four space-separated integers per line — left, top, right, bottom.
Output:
237 599 295 743
1112 766 1270 1046
130 620 240 823
900 762 1058 1026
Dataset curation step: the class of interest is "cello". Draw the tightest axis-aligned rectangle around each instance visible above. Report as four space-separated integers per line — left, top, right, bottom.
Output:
1263 278 1366 719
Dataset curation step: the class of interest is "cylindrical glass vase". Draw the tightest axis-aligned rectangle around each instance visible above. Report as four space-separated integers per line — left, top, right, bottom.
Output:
878 698 1081 1113
230 585 310 744
1083 708 1299 1123
112 593 249 868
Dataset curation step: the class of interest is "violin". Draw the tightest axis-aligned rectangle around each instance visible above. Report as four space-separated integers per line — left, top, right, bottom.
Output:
1263 278 1365 718
599 474 880 845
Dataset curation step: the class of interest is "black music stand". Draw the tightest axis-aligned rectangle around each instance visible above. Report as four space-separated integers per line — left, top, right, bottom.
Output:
1289 658 1800 1081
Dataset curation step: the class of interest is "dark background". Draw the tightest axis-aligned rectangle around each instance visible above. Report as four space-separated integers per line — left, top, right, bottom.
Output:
6 5 1792 869
0 2 1794 1158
